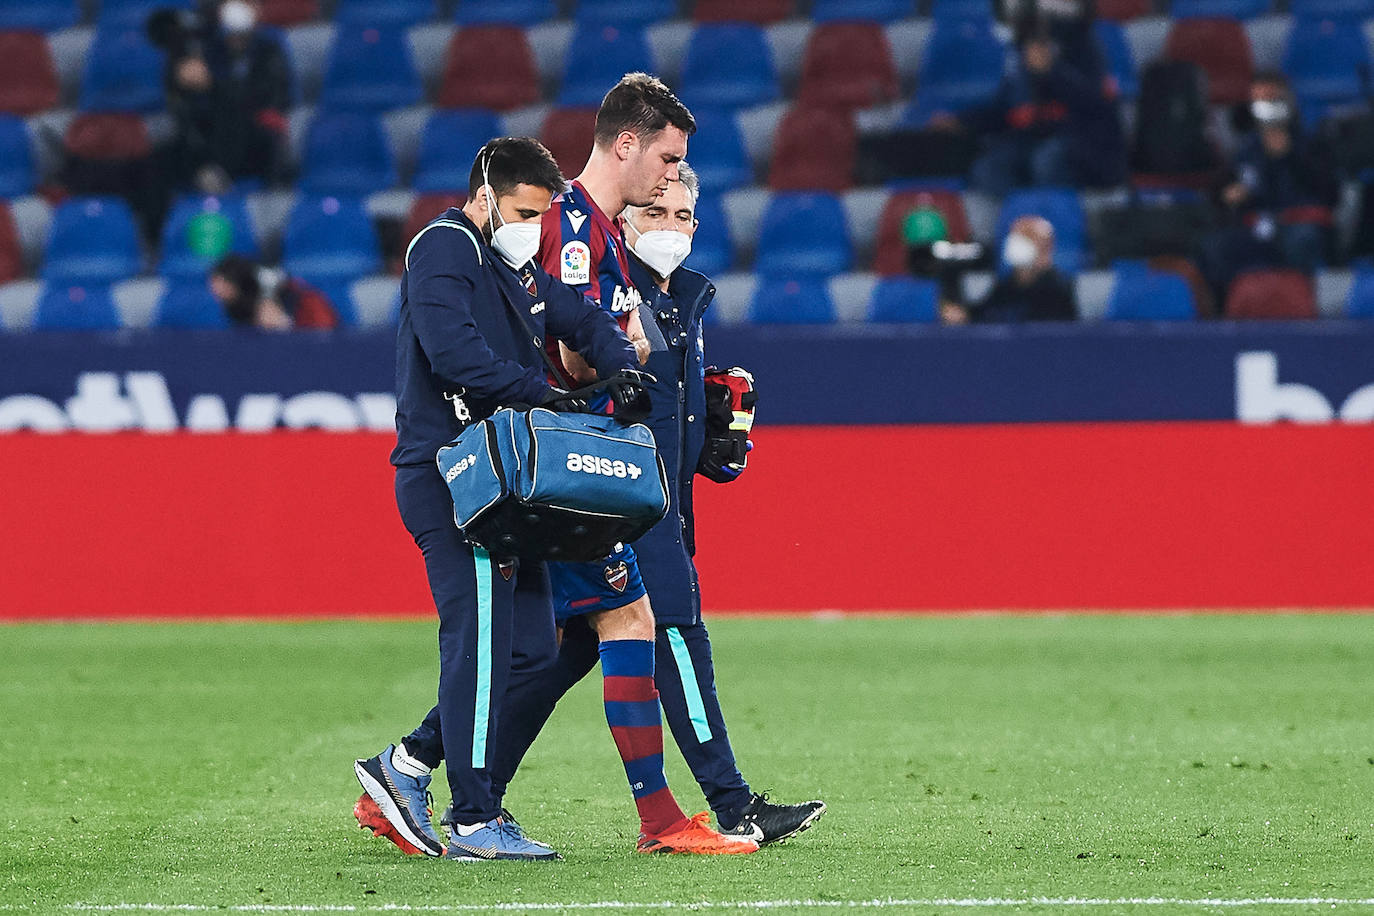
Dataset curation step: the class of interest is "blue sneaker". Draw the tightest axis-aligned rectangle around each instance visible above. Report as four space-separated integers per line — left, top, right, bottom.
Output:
444 815 562 862
353 745 446 857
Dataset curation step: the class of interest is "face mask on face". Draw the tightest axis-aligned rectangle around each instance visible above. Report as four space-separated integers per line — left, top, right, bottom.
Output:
627 221 692 278
481 153 541 269
1002 232 1039 269
220 0 256 33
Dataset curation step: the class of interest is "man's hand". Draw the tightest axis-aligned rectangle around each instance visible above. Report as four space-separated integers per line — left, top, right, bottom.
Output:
601 368 655 424
540 386 591 413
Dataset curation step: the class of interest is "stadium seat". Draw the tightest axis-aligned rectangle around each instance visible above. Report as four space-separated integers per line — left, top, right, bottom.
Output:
319 25 422 111
400 193 466 271
683 192 731 276
156 280 230 329
1170 0 1271 18
684 108 750 193
158 194 258 280
995 188 1087 273
1282 18 1372 112
42 197 141 286
452 0 557 24
917 19 1009 111
334 0 436 27
868 276 940 322
0 201 22 283
749 275 836 323
693 0 795 23
1288 0 1374 18
573 0 677 23
79 26 167 113
1346 267 1374 318
0 115 34 198
0 31 59 116
413 110 501 192
298 111 398 196
1224 269 1316 319
1105 263 1196 320
1163 19 1253 105
796 23 900 111
281 195 382 287
559 22 655 107
810 0 916 21
97 0 193 28
0 0 79 31
1096 0 1153 18
438 26 539 111
873 189 971 276
678 24 780 109
63 113 151 161
540 107 597 179
767 106 856 192
258 0 322 27
930 0 996 20
754 192 852 277
1094 20 1139 99
33 283 121 330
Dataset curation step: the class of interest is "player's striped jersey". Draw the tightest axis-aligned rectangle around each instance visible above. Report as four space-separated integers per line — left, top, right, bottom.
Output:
538 180 643 325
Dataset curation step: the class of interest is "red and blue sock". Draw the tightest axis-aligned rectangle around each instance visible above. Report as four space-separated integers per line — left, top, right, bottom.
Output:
600 638 689 836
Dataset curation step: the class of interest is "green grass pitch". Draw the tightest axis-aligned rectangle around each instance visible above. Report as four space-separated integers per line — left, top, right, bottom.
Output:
2 613 1373 915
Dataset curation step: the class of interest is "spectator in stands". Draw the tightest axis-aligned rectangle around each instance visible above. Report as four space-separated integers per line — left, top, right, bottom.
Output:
933 19 1125 196
1198 73 1339 303
943 215 1076 323
1006 0 1106 84
164 0 290 192
903 202 987 313
210 255 338 330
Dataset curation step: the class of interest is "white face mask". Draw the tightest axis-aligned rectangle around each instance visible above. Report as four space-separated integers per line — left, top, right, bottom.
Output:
1002 232 1039 269
627 222 692 278
481 153 541 269
220 0 256 33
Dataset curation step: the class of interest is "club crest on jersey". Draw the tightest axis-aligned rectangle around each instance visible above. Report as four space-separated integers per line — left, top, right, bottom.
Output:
498 559 517 581
521 268 537 296
561 241 591 285
604 561 629 593
610 284 643 314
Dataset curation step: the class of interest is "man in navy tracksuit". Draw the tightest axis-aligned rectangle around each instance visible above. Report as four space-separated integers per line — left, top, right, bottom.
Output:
355 137 644 862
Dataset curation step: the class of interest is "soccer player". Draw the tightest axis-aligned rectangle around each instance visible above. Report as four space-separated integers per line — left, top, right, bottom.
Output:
359 136 648 862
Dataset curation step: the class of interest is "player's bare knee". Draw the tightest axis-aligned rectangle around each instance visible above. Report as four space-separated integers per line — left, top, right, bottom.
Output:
589 596 655 642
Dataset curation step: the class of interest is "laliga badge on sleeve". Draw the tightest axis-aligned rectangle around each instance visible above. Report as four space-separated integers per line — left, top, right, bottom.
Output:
561 241 591 285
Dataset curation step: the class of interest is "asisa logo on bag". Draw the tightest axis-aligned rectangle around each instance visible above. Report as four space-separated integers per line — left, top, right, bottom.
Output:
444 452 478 483
566 452 643 480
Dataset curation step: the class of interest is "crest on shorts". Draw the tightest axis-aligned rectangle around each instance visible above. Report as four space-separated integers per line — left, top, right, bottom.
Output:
604 561 629 593
498 559 517 581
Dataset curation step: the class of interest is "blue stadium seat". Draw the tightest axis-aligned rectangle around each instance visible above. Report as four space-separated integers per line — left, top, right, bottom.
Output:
1094 20 1139 99
0 115 34 198
1346 267 1374 318
559 22 655 107
868 276 940 322
749 276 836 323
97 0 193 28
299 111 398 196
0 0 80 30
79 26 167 113
1169 0 1271 18
156 280 230 329
1288 0 1374 18
573 0 677 23
1283 18 1372 115
453 0 557 24
994 188 1087 273
413 109 500 192
810 0 916 21
916 19 1008 112
334 0 437 27
754 192 852 277
683 193 732 276
281 195 381 287
681 109 750 193
42 197 142 286
930 0 995 20
319 25 422 111
679 24 780 109
1105 264 1196 320
158 194 258 280
33 283 122 330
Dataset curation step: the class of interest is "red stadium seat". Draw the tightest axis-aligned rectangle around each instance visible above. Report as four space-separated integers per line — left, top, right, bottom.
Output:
767 106 856 192
438 26 539 111
540 107 597 180
692 0 795 23
796 23 900 111
1095 0 1153 19
0 31 59 116
872 189 971 276
63 113 151 160
1224 269 1316 319
257 0 321 26
1163 19 1253 105
0 201 22 283
397 192 467 273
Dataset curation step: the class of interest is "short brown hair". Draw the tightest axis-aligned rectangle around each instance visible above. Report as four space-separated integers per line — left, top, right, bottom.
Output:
594 72 697 148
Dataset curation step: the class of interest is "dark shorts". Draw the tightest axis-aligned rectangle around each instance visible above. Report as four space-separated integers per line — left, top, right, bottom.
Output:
548 542 647 622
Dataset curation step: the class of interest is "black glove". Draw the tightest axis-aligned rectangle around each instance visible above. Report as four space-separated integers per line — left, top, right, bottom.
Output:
539 386 592 414
599 368 655 424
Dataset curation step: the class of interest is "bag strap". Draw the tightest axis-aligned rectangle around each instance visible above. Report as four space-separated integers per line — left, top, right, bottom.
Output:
499 263 579 391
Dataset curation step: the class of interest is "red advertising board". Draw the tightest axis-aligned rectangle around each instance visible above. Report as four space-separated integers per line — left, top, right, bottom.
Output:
1 423 1370 619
